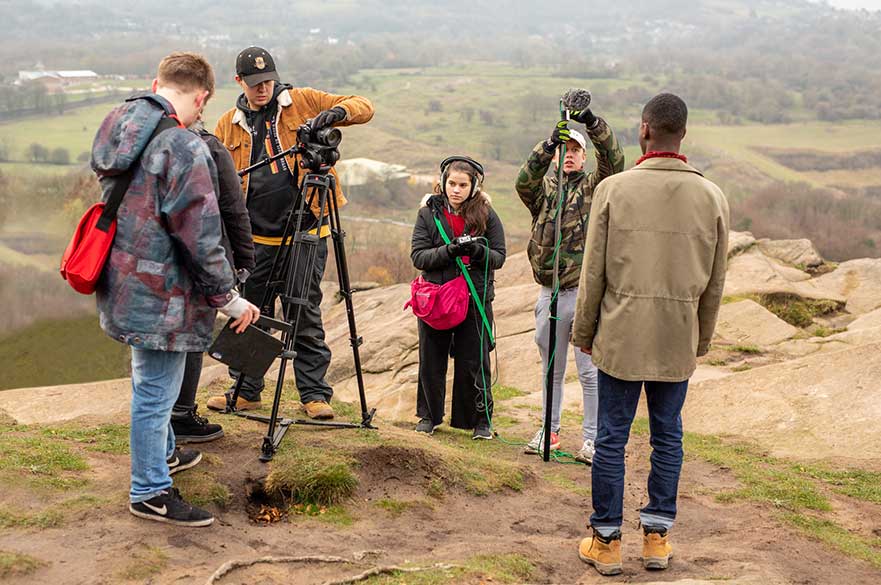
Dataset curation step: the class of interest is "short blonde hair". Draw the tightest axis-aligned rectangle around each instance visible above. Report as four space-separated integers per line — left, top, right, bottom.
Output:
157 52 215 99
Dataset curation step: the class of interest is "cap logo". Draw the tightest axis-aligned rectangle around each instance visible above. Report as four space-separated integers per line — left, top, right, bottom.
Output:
255 56 266 70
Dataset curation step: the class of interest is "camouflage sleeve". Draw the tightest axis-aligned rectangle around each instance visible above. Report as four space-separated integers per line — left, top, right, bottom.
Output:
585 117 625 192
515 141 554 218
160 133 235 306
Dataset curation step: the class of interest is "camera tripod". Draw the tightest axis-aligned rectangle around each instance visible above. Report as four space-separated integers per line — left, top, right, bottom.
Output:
225 150 376 462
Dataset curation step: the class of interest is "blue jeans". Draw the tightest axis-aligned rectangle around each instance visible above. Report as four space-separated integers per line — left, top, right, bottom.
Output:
591 370 689 536
130 348 187 503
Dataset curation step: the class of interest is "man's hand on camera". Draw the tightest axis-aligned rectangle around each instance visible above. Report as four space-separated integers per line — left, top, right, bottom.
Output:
311 107 346 130
544 120 571 151
218 292 261 334
570 108 598 128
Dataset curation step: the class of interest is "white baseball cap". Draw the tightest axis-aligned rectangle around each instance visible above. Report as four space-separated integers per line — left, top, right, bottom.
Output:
568 129 587 151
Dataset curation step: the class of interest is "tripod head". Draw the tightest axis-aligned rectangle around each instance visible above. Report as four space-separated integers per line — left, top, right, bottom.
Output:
237 122 341 178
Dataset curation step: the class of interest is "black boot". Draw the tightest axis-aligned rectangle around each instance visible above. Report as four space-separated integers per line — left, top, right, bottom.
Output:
171 405 224 444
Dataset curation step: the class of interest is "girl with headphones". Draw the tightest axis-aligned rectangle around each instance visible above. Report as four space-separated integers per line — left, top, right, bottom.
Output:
409 156 507 440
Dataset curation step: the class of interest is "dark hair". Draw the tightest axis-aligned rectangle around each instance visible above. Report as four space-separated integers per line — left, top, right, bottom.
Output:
642 93 688 136
433 160 490 235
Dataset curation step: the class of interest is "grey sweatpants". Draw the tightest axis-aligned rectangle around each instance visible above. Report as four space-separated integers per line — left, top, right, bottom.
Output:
534 286 598 442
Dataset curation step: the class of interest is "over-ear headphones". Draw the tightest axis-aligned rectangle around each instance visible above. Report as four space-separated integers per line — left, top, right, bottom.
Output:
440 155 485 199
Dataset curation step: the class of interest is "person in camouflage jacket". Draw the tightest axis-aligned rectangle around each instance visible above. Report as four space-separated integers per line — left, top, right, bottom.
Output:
514 108 624 463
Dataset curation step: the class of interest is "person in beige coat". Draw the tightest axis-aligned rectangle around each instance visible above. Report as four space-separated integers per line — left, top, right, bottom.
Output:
572 93 729 576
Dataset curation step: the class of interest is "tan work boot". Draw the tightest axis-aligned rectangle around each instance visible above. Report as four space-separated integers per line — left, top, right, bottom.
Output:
302 400 335 420
205 394 261 412
642 529 673 570
578 530 623 576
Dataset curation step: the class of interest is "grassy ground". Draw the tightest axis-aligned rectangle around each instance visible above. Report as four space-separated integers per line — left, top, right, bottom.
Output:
1 377 880 581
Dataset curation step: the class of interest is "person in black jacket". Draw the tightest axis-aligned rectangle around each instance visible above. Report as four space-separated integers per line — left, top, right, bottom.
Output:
170 118 256 443
410 156 506 440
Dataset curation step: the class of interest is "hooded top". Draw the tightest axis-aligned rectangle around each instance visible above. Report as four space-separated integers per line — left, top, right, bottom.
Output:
91 93 236 352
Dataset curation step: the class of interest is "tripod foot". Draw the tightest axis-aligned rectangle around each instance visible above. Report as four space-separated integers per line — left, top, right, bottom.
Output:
360 408 378 429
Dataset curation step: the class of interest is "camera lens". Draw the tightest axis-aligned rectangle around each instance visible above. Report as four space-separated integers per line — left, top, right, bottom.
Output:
315 127 342 148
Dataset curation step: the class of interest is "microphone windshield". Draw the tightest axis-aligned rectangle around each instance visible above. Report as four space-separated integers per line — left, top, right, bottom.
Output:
562 88 592 111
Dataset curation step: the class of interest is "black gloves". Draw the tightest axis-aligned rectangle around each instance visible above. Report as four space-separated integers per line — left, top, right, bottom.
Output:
570 108 598 128
544 120 571 152
467 240 487 262
446 241 469 258
310 106 346 130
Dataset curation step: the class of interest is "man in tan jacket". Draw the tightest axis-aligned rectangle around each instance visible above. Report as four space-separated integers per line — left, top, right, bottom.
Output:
206 47 374 419
572 93 729 576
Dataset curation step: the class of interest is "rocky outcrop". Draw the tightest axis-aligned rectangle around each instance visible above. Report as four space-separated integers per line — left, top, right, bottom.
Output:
813 259 881 314
723 248 844 302
757 238 824 269
713 300 799 347
684 343 881 460
727 230 756 257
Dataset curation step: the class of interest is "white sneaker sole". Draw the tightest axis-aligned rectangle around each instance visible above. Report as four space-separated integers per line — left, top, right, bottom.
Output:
168 452 202 475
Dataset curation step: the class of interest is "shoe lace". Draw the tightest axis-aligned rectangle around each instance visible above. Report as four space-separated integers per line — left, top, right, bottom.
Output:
190 407 209 425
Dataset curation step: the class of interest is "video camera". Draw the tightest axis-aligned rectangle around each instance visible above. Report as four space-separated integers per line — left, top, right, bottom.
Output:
296 121 341 172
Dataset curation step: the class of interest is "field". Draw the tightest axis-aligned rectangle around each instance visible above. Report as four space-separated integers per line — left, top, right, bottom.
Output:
3 65 879 207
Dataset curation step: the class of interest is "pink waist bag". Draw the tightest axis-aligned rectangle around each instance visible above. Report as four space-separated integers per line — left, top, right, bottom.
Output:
404 275 469 330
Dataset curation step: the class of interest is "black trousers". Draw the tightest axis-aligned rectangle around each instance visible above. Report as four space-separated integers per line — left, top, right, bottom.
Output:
230 240 333 403
416 301 494 429
173 352 204 413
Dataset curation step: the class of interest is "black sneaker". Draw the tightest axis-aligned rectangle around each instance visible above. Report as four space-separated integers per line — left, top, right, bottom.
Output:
171 406 224 444
415 418 435 435
129 488 214 527
167 448 202 475
472 424 493 440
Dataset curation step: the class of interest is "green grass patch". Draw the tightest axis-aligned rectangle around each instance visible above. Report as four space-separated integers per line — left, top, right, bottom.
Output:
430 428 527 495
0 506 64 529
721 293 843 328
731 364 753 372
117 545 169 581
796 466 881 504
361 553 534 585
174 471 232 509
730 344 762 354
39 424 129 454
782 514 881 569
490 415 519 429
374 498 412 516
0 550 45 579
492 385 528 401
266 444 359 507
0 430 89 489
684 432 830 511
759 294 842 328
0 495 105 529
544 473 591 497
426 478 445 500
707 358 729 366
812 326 847 338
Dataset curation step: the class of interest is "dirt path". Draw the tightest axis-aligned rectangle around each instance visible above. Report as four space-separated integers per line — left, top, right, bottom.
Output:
1 397 879 585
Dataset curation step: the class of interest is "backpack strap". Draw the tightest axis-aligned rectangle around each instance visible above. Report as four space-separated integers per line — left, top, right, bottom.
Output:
96 116 181 232
432 214 495 345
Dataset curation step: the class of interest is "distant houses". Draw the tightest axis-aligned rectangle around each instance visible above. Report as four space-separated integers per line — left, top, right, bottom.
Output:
16 70 99 93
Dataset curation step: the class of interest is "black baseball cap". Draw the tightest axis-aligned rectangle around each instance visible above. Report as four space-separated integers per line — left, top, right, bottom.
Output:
235 46 280 87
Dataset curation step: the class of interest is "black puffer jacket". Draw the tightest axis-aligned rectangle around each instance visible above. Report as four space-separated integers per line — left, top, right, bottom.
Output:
410 194 506 302
197 129 256 274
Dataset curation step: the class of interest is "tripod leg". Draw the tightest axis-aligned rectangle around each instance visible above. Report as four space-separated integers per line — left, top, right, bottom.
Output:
327 176 376 428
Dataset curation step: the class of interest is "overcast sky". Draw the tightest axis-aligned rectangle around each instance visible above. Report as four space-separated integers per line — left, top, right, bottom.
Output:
827 0 881 9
